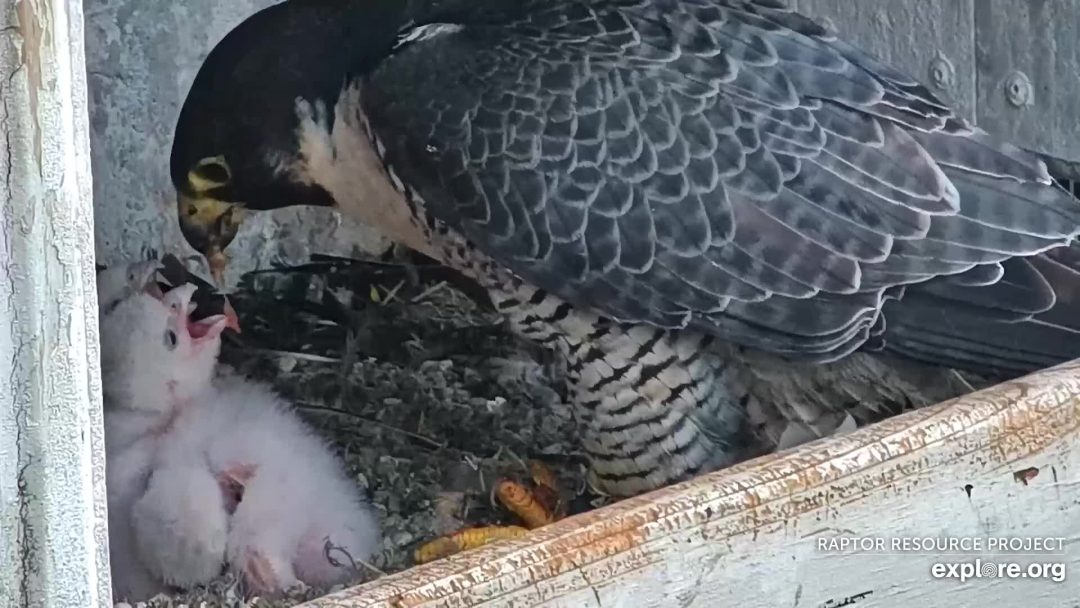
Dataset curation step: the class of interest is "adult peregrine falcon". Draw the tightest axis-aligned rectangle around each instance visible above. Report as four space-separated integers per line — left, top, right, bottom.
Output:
171 0 1080 497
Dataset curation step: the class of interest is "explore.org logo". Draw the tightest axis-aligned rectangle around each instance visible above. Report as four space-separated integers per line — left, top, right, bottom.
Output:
931 559 1066 583
814 534 1068 584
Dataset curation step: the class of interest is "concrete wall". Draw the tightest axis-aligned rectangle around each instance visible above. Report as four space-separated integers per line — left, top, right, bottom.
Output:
83 0 1080 284
83 0 389 285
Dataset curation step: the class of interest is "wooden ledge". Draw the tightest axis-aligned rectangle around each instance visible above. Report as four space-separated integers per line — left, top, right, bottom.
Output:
305 361 1080 608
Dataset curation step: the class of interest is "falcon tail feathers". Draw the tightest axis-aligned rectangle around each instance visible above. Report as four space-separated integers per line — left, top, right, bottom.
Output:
881 245 1080 378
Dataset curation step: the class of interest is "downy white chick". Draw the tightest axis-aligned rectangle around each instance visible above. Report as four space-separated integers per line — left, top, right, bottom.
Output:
130 462 230 589
96 259 163 316
101 283 226 415
98 266 171 601
125 284 235 591
123 284 381 596
182 375 382 595
99 283 232 601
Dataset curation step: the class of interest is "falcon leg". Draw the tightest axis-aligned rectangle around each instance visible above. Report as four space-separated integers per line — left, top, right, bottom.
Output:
491 287 762 498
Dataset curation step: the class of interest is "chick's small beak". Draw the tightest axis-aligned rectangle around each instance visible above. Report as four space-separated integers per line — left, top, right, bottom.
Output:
177 192 245 287
132 260 165 300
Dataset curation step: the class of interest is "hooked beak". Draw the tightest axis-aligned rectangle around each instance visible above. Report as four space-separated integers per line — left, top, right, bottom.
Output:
189 314 232 342
165 283 200 318
164 282 238 341
145 281 165 301
130 259 165 301
177 192 246 287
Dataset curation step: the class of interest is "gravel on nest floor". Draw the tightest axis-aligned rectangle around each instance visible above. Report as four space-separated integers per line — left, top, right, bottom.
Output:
133 253 610 608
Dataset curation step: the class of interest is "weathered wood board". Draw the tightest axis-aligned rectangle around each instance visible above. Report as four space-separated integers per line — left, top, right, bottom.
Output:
304 361 1080 608
0 0 112 606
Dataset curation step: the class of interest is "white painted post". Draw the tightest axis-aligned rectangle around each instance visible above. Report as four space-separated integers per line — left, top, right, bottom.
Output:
0 0 112 606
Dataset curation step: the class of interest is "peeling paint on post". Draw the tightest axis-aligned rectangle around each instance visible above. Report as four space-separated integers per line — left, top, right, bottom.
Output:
0 0 112 606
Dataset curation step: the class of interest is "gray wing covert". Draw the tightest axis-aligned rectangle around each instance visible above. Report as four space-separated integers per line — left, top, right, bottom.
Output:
363 0 1080 369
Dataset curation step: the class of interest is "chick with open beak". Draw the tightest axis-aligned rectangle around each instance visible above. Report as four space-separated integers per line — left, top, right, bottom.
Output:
163 283 238 344
97 259 165 316
157 254 242 335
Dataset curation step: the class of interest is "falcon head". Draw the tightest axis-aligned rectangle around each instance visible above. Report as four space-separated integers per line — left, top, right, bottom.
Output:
170 0 408 278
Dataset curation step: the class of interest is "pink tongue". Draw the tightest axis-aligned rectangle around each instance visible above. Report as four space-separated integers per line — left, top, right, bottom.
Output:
189 320 214 339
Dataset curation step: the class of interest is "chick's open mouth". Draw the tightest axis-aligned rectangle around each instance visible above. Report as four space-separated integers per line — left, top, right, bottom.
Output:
146 256 242 337
188 315 229 340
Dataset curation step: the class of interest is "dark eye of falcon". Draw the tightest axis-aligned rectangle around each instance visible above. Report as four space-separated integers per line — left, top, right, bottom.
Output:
164 329 178 351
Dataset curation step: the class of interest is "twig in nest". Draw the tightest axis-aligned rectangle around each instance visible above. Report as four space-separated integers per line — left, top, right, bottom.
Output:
951 369 976 393
324 539 386 578
409 280 448 304
499 447 530 472
338 330 361 399
296 402 446 450
239 347 341 364
372 279 406 305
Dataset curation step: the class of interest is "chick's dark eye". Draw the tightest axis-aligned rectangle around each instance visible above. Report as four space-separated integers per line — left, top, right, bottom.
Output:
164 330 178 350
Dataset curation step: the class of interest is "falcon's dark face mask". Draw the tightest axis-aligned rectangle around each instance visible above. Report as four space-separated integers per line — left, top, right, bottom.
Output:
173 150 335 284
169 0 404 284
171 64 342 285
175 155 244 263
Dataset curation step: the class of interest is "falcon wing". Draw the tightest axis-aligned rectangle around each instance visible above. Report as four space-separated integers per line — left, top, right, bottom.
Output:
363 0 1080 372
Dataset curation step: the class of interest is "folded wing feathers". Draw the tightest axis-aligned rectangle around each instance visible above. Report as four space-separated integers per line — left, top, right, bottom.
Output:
910 128 1052 184
621 2 1076 359
675 3 1080 358
381 1 1080 363
944 262 1005 287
